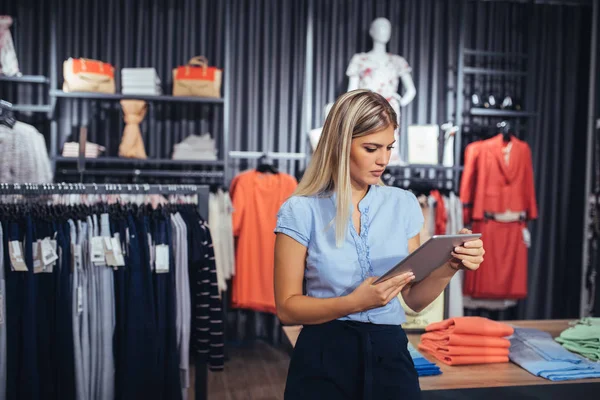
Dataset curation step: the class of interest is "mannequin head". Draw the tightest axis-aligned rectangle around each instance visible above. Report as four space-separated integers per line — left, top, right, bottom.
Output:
369 18 392 44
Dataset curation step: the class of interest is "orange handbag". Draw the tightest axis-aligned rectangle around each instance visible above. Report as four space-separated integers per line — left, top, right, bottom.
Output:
172 56 222 98
63 58 116 94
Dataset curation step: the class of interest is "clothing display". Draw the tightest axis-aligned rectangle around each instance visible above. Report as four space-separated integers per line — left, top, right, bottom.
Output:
276 185 423 325
232 169 297 313
0 224 5 400
418 317 513 366
0 121 52 183
121 68 161 95
555 318 600 361
0 196 223 400
62 141 106 158
346 52 412 165
208 188 235 294
509 327 600 381
0 16 20 77
118 100 148 159
460 134 538 300
407 342 442 377
172 134 218 161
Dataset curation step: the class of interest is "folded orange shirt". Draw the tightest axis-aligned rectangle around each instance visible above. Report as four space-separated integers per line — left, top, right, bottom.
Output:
426 317 514 337
420 332 511 348
418 344 509 365
419 339 510 356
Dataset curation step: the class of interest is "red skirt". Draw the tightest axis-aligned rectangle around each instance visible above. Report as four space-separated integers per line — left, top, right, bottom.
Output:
463 220 528 299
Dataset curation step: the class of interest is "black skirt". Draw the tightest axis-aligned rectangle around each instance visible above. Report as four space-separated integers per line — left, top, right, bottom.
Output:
284 320 421 400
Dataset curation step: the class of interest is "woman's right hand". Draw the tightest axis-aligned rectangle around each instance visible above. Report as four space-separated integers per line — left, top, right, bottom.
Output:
348 272 415 313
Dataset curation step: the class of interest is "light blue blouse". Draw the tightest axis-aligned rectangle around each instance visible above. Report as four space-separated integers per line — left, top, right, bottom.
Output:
274 184 424 325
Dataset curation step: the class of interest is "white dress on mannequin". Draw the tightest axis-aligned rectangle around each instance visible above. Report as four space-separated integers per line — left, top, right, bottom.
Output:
346 18 416 165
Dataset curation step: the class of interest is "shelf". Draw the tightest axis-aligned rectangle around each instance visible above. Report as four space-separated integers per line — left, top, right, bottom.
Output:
386 164 463 171
54 156 225 167
0 74 49 84
12 104 52 113
470 109 537 118
464 67 527 77
57 168 224 179
50 90 224 104
464 49 528 59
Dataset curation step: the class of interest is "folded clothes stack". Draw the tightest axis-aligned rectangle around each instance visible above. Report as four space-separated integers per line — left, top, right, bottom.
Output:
172 133 218 160
407 342 441 376
121 68 161 95
555 318 600 361
418 317 513 366
62 141 106 158
510 327 600 381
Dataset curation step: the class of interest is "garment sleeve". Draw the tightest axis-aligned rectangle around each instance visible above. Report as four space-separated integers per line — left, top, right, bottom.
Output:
405 191 424 239
524 145 538 220
394 56 412 77
229 175 245 237
274 197 311 247
459 142 479 225
346 54 362 77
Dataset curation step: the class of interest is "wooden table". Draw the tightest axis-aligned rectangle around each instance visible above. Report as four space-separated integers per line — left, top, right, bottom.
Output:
283 320 600 398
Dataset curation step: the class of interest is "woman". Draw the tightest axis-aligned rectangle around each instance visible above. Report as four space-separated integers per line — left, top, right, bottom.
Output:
274 89 485 400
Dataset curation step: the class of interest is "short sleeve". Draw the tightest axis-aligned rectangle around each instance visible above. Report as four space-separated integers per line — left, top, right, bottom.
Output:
404 191 424 239
274 197 311 247
346 54 363 77
394 55 412 77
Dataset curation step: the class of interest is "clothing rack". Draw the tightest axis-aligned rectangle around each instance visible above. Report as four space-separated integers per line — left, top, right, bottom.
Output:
383 165 463 193
0 182 212 400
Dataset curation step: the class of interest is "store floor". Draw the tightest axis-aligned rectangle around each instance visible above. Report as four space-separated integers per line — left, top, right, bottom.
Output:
192 340 290 400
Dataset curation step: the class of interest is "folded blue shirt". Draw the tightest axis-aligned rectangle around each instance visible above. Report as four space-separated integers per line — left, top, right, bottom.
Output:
407 342 442 376
510 327 600 381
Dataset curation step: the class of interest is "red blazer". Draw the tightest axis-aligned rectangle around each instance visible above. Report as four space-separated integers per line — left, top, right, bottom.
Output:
472 134 538 221
459 141 483 225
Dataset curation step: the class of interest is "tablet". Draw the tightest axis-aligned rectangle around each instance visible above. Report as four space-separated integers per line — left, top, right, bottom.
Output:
373 233 482 285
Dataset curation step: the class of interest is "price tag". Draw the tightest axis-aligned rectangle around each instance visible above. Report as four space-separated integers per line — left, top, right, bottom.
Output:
9 241 28 272
155 244 169 274
91 237 106 265
46 240 58 273
41 238 58 266
77 286 83 315
111 237 125 267
103 237 117 267
33 240 44 273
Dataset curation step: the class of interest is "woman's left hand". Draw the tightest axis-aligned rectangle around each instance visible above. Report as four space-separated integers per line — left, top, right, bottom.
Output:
450 228 485 271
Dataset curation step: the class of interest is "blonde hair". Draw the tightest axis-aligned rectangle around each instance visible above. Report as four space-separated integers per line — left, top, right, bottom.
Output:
294 89 398 246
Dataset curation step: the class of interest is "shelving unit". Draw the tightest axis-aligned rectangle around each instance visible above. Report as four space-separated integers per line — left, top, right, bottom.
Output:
49 89 225 104
0 74 52 115
451 0 537 189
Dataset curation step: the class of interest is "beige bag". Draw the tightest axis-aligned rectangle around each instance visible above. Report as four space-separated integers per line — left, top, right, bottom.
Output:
118 100 148 159
172 56 222 97
63 58 116 94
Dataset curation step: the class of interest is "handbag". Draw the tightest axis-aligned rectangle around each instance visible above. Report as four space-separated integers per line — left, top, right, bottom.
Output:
63 58 116 94
172 56 222 98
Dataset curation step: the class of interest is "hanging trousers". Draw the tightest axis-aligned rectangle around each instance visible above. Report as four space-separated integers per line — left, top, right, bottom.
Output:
0 222 6 400
285 320 421 400
112 216 127 400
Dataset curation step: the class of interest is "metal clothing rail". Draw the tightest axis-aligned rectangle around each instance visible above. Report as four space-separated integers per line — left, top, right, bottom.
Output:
0 182 212 400
228 150 306 160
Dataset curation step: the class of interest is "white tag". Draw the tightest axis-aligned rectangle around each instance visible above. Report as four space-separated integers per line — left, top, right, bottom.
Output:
47 240 57 273
72 244 82 270
77 286 83 315
9 241 28 272
103 237 117 267
149 233 155 271
111 237 125 267
91 237 105 265
41 238 58 266
522 228 531 248
155 244 169 274
33 240 44 273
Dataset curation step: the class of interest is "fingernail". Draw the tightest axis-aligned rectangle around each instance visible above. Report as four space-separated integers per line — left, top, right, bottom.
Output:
454 247 460 251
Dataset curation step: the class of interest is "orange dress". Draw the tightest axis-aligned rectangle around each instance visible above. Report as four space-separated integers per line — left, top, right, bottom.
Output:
229 170 297 313
460 135 538 299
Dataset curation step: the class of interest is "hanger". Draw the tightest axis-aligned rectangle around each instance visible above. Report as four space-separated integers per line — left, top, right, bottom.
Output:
256 154 278 174
497 120 513 142
0 100 16 128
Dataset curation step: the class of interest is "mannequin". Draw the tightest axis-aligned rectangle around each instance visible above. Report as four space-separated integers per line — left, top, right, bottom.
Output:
346 17 417 164
308 102 334 152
